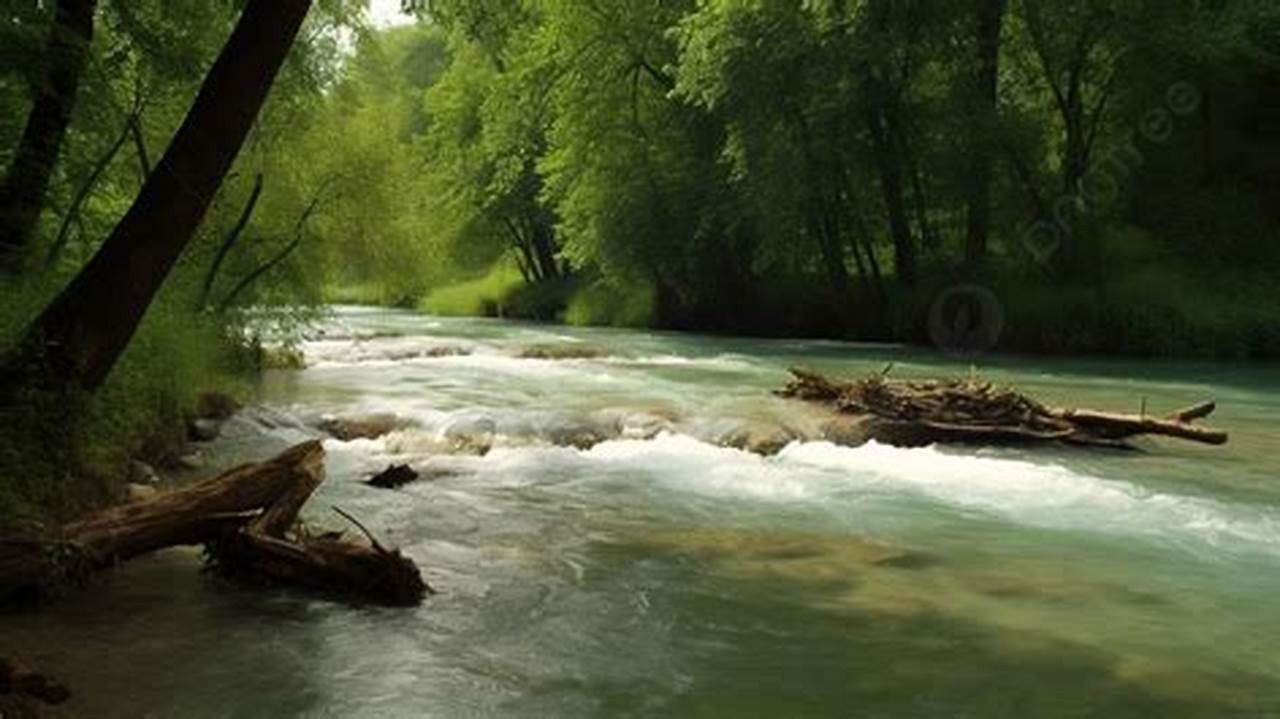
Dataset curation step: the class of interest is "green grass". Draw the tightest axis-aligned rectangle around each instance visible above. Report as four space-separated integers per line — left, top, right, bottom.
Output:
563 279 656 328
418 264 525 317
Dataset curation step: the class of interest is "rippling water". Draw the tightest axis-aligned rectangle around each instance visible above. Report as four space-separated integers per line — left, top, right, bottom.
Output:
5 306 1280 717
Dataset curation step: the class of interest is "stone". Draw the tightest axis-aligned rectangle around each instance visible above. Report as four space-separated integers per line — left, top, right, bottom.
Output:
175 452 206 471
317 413 415 441
188 418 223 442
125 483 159 502
129 460 161 485
194 391 240 420
366 464 421 489
517 345 608 360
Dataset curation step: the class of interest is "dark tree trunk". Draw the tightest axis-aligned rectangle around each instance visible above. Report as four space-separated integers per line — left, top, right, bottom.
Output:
867 106 917 287
0 0 99 273
526 211 561 281
964 0 1007 271
817 207 850 298
2 0 313 392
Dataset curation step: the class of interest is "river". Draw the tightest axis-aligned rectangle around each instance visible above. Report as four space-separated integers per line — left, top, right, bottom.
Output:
5 306 1280 717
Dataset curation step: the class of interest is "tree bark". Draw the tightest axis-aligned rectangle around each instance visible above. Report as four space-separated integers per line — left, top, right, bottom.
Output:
964 0 1007 270
0 0 99 273
2 0 313 392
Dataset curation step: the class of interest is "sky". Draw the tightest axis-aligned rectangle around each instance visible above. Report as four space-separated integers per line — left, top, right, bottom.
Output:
368 0 415 28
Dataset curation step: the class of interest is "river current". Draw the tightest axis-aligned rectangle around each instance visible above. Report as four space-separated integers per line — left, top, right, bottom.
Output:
5 306 1280 717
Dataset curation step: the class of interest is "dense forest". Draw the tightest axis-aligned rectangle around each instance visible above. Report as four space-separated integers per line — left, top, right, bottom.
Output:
1 0 1278 521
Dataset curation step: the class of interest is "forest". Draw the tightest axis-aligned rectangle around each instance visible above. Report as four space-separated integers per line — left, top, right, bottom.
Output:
2 1 1279 715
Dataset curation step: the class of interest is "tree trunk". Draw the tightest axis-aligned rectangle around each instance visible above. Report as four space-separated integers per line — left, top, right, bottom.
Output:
964 0 1007 270
867 106 917 286
526 210 560 281
2 0 313 392
0 0 99 273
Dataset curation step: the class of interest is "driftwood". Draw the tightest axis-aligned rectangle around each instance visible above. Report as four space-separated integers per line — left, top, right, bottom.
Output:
778 368 1228 449
0 442 427 606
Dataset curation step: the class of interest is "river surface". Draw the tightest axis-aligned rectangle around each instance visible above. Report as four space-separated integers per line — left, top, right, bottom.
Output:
5 306 1280 717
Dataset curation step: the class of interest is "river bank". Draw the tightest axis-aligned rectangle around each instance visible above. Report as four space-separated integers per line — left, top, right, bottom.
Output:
378 252 1280 361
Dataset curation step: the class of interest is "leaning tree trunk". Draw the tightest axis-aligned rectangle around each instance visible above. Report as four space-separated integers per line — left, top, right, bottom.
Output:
1 0 313 392
0 0 99 273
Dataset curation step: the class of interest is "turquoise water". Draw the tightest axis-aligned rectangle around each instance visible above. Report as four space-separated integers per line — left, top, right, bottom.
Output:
5 307 1280 717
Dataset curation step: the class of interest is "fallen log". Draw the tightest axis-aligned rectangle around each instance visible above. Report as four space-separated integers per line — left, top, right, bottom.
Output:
0 442 427 606
778 368 1228 450
1052 408 1228 446
1168 400 1216 423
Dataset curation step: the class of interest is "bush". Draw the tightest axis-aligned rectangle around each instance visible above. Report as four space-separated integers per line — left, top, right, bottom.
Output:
1 284 246 525
418 264 524 316
563 278 656 328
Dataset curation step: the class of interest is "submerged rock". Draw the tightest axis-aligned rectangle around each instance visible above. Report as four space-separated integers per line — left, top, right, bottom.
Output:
643 530 940 583
384 345 471 361
125 483 159 502
175 451 206 471
819 416 874 448
592 407 680 441
720 424 804 456
188 418 223 442
545 418 619 450
517 344 609 360
318 413 416 441
129 460 161 485
194 391 241 421
366 464 421 489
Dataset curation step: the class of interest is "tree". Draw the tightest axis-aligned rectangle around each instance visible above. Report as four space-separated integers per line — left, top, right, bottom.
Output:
0 0 99 272
964 0 1007 269
3 0 315 392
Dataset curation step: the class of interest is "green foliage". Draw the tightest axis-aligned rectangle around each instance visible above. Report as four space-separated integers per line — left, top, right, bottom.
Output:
419 263 524 316
563 279 656 329
0 280 243 523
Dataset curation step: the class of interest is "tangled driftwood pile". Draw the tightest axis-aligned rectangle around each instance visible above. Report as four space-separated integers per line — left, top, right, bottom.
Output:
0 442 428 607
778 368 1228 449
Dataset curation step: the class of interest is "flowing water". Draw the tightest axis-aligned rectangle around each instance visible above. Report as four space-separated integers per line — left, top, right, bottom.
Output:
5 306 1280 717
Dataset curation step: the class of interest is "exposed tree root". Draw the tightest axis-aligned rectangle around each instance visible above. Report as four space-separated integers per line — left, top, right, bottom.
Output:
778 368 1228 449
0 442 428 606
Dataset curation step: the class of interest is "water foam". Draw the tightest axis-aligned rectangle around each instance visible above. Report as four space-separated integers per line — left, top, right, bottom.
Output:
473 434 1280 558
776 442 1280 552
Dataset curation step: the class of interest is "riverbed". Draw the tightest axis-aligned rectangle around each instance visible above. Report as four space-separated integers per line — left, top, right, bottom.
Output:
5 306 1279 717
